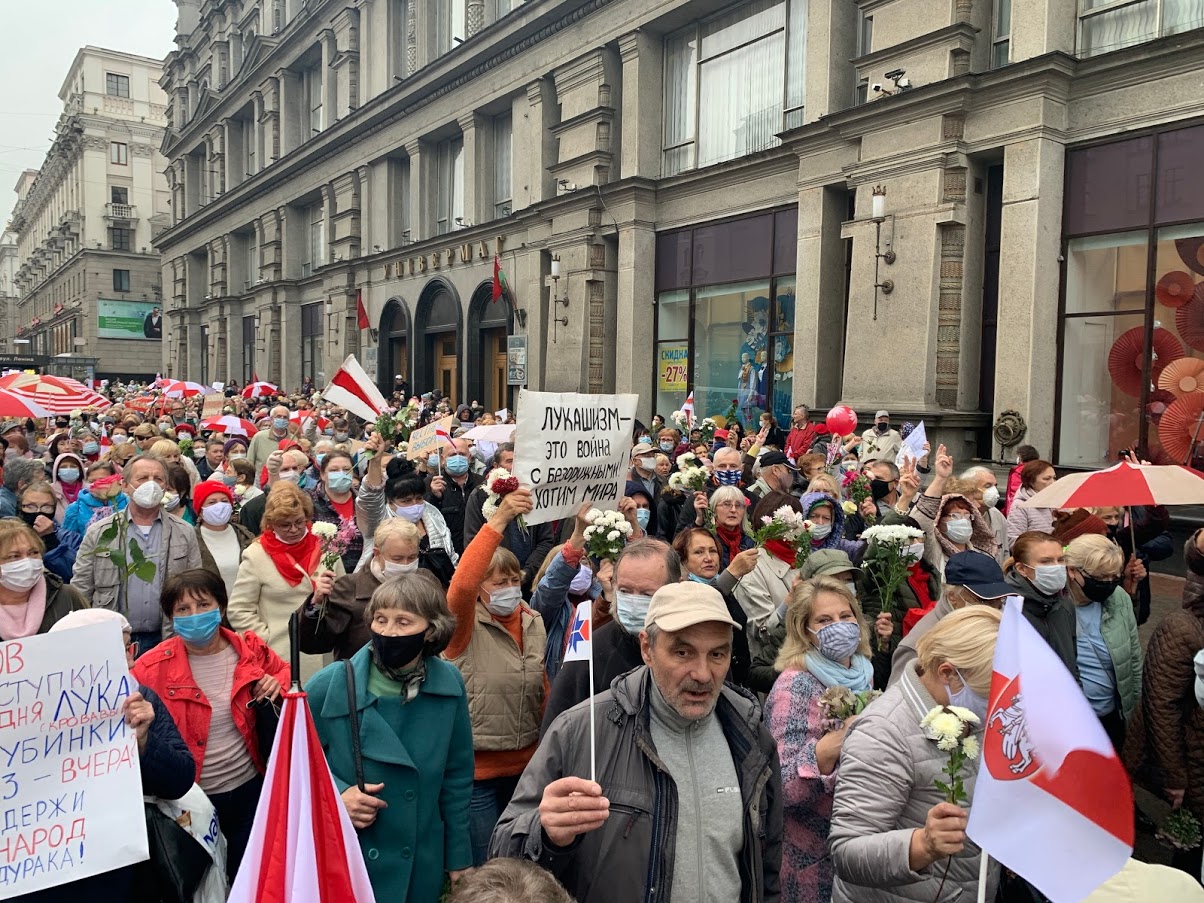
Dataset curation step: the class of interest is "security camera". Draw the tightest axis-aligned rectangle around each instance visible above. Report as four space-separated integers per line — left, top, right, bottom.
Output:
897 77 911 89
884 68 906 81
871 83 883 93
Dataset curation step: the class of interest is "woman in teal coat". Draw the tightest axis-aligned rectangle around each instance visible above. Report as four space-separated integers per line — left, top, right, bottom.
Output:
307 571 474 901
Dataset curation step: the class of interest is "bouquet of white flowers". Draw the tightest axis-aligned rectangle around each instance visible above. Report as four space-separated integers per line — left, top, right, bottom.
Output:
698 416 718 444
582 508 634 562
921 703 982 898
668 452 709 493
860 523 926 651
670 410 690 429
752 505 810 546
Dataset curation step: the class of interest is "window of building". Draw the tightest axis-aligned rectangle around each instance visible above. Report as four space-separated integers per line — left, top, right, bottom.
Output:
110 142 128 165
436 136 465 235
301 302 324 385
304 63 324 137
245 233 260 288
304 203 326 276
662 0 807 176
243 315 257 383
200 325 210 386
437 0 466 52
112 269 131 292
653 208 798 424
1078 0 1200 57
1056 124 1204 467
489 0 512 24
110 227 132 251
494 113 512 219
111 186 129 205
993 0 1011 66
106 73 130 98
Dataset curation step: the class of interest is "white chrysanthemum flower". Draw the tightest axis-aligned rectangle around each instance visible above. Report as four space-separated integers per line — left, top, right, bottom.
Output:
607 530 620 541
936 735 959 752
619 522 633 536
946 705 981 726
921 708 939 728
961 735 980 758
669 474 683 489
311 522 337 539
930 712 963 742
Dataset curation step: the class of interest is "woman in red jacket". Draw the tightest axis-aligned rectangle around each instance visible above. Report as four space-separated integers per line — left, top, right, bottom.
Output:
1003 444 1039 515
132 567 289 881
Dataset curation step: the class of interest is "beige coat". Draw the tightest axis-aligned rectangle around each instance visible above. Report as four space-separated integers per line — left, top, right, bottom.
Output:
226 541 346 683
733 553 796 660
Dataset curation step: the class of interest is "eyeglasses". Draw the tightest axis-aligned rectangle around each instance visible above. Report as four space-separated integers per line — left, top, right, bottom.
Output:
715 501 744 511
20 505 55 515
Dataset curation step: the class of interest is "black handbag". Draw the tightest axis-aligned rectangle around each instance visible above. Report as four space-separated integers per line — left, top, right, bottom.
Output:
140 802 214 903
248 695 280 762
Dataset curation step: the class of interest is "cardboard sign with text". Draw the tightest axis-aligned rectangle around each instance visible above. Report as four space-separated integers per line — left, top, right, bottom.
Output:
201 394 225 419
512 390 639 526
406 416 456 461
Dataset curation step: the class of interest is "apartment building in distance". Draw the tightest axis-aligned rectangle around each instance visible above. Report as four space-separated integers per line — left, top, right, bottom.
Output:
157 0 1204 467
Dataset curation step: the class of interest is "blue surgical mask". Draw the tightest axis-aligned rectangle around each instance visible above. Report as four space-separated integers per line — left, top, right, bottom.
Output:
327 471 353 493
687 572 716 586
58 467 80 484
323 428 334 436
637 436 652 445
316 452 328 466
658 441 675 453
222 473 238 487
809 620 861 662
82 442 100 456
395 503 425 523
636 508 651 530
173 608 222 646
1029 564 1067 595
715 469 741 486
949 668 989 723
446 454 469 475
427 453 441 470
273 417 289 431
615 590 653 635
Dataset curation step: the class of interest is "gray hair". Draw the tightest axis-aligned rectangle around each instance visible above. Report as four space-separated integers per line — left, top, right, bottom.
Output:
363 570 455 657
491 442 515 468
867 460 900 480
3 458 45 493
959 465 993 482
615 537 681 587
709 485 747 511
123 455 169 486
447 858 575 903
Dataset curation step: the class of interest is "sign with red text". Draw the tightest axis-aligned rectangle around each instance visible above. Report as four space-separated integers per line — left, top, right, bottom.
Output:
0 622 147 897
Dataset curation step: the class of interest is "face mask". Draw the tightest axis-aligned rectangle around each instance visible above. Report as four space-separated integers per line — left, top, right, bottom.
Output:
981 486 1000 508
615 590 653 635
687 572 716 586
17 511 42 529
230 452 247 461
82 442 100 456
395 503 425 523
845 581 858 596
381 559 420 578
112 435 128 444
904 542 925 561
636 508 651 530
131 480 164 509
0 557 43 592
173 608 222 646
445 455 469 476
323 427 335 437
158 422 173 432
714 469 741 486
274 529 306 546
162 491 182 511
315 452 328 467
569 564 593 594
870 479 893 501
273 417 289 431
334 432 350 443
1081 573 1122 603
486 585 523 617
948 668 989 723
658 441 675 453
371 630 427 672
1028 564 1067 595
943 517 973 545
637 436 652 445
810 522 832 541
427 453 441 470
327 471 354 494
58 467 80 484
875 422 889 434
222 473 238 487
636 456 656 473
202 501 233 526
277 471 300 484
809 620 862 662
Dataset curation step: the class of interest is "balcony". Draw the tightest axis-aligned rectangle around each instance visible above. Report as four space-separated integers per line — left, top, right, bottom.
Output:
105 203 137 221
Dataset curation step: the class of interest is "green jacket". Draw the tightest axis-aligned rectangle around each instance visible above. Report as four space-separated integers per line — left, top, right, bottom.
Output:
1096 587 1143 721
307 645 474 903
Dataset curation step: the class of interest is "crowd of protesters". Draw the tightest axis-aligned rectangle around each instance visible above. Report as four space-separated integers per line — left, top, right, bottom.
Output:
2 379 1202 903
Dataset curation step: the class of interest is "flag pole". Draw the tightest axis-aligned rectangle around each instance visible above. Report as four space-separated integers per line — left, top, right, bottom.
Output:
976 852 989 903
588 613 596 784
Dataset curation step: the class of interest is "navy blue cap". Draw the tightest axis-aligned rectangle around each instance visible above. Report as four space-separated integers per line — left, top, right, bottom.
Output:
944 551 1012 599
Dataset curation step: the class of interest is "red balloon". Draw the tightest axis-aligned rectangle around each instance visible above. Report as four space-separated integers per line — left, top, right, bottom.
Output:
826 405 858 436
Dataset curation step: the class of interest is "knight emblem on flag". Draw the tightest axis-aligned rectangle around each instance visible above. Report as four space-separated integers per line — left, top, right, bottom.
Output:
985 682 1038 779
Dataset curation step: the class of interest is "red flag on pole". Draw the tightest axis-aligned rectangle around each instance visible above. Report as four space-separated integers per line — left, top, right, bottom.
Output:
356 289 370 330
492 256 503 303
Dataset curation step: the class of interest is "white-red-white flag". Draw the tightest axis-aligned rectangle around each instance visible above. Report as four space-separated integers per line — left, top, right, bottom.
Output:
434 424 452 445
967 597 1133 902
323 355 388 424
679 392 694 426
228 691 375 903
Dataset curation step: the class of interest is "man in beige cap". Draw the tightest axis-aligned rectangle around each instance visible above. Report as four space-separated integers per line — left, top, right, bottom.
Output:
857 409 903 465
491 582 782 903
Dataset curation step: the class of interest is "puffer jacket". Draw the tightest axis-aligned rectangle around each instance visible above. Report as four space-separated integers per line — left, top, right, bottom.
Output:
1004 570 1078 679
1005 485 1054 546
490 667 783 903
829 660 1000 902
1080 587 1142 721
907 493 998 581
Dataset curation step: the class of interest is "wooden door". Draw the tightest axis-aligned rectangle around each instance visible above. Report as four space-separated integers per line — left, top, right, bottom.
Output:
390 336 408 384
435 335 458 401
490 330 508 411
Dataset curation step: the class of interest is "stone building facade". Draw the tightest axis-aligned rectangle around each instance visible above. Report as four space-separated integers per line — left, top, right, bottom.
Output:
10 47 171 381
156 0 1204 467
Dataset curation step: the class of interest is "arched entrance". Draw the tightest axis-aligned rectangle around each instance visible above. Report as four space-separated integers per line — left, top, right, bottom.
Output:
466 282 514 412
377 297 411 395
414 279 461 399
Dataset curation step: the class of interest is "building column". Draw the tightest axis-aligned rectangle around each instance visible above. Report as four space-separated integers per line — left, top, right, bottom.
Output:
458 113 482 227
276 69 300 156
521 79 557 208
1010 0 1076 61
993 136 1065 456
616 31 663 181
804 0 857 122
793 184 849 408
405 139 430 242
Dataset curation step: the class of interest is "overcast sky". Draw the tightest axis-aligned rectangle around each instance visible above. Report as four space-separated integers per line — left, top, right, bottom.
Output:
0 0 177 217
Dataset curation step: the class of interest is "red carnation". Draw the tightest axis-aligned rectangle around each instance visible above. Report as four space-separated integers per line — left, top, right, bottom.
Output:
491 475 520 495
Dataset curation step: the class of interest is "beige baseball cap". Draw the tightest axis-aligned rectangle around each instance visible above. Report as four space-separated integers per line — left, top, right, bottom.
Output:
645 582 742 632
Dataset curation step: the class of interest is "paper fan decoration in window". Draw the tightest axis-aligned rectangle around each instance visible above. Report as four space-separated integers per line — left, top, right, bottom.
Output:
1158 393 1204 463
1159 358 1204 398
1177 238 1204 277
1147 387 1177 417
1157 271 1197 308
1176 296 1204 351
1108 326 1183 397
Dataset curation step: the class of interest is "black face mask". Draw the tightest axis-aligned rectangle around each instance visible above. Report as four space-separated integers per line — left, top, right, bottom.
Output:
1081 574 1122 603
870 478 894 501
1106 524 1121 542
371 630 426 674
17 511 41 528
875 423 890 434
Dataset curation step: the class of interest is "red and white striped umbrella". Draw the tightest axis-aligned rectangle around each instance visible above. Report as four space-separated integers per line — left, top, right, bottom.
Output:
160 380 218 399
0 373 110 413
242 381 279 399
0 389 53 419
199 415 258 438
291 410 331 433
1019 459 1204 508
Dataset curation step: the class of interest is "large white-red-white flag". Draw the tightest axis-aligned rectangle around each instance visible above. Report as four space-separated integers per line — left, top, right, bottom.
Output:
967 597 1133 902
322 355 389 425
228 692 375 903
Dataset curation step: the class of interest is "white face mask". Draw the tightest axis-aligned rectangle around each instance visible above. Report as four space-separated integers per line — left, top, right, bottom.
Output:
485 585 523 617
904 542 925 562
0 557 43 592
131 480 165 509
981 486 1000 508
162 491 181 511
201 501 233 527
382 559 420 578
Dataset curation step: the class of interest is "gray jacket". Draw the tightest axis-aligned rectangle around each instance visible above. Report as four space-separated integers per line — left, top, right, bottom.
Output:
489 667 783 903
888 598 955 687
830 661 999 903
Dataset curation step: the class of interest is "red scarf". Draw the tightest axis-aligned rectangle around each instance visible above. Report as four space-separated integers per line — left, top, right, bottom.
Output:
764 539 797 566
905 562 935 610
716 525 746 563
258 529 321 586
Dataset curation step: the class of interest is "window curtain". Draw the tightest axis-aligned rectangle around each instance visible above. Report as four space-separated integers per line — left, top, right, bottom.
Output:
663 30 697 176
1080 0 1157 55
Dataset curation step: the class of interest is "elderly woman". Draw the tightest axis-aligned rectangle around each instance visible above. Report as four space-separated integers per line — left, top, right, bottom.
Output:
1006 458 1058 545
1064 534 1142 751
227 481 345 682
355 438 458 567
0 519 87 639
445 487 544 866
691 484 754 569
49 451 86 521
765 576 892 900
164 461 195 524
828 606 1002 902
18 482 81 582
132 568 289 880
297 518 453 661
194 481 255 597
308 449 366 572
307 572 472 901
800 491 866 562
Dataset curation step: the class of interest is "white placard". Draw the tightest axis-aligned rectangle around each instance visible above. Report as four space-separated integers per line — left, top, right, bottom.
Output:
0 622 148 897
513 390 639 526
896 420 927 468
